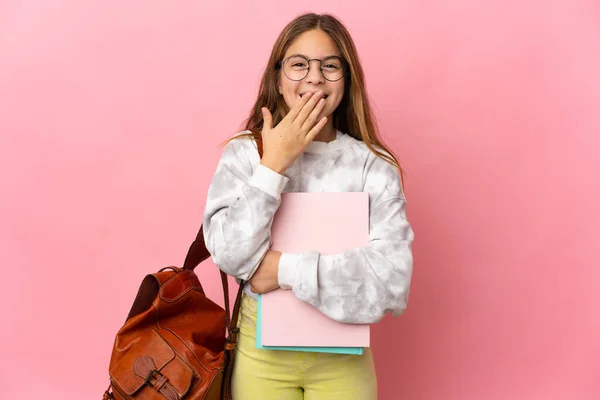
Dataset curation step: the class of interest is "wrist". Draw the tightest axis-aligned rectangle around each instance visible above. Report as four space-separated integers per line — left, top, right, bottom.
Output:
269 250 282 289
260 159 286 175
270 250 282 272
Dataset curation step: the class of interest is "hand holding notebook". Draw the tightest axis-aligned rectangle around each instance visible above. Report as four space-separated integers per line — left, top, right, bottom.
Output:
248 249 281 294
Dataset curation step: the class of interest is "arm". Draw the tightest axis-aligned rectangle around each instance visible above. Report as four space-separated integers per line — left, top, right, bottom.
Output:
203 94 328 281
277 156 415 324
202 136 289 281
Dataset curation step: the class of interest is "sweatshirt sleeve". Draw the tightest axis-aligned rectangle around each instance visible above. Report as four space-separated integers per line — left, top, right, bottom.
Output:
202 134 289 280
276 152 415 324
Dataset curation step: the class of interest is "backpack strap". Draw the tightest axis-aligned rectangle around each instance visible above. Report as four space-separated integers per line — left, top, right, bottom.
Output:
181 225 244 341
182 133 263 342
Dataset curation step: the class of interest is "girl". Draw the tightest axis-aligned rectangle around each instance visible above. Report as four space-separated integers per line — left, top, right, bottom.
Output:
202 12 414 400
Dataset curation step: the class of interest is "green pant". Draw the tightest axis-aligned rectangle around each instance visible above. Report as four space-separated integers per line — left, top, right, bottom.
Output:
232 293 378 399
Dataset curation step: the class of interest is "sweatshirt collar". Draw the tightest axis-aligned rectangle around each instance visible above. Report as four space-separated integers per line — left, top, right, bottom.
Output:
303 130 352 154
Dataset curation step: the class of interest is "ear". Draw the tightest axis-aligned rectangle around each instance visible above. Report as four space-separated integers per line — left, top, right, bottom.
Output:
278 85 283 95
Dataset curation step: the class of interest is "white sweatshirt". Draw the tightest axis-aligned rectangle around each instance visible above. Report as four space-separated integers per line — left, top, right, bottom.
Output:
202 130 415 324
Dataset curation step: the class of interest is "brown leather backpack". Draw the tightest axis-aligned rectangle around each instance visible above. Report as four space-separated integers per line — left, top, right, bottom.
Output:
102 224 244 400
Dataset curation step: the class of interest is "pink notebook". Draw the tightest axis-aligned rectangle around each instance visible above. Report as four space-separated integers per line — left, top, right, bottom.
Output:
260 192 371 348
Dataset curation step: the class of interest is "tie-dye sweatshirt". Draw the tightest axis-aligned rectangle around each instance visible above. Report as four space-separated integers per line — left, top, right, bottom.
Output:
202 130 415 324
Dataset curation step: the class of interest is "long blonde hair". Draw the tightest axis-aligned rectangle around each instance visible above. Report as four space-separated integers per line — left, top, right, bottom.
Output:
222 12 406 186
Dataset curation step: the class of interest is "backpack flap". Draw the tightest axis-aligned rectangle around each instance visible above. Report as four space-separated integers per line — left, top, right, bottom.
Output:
109 329 193 398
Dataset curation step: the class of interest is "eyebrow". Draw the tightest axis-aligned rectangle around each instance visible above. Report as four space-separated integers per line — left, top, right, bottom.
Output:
287 53 341 59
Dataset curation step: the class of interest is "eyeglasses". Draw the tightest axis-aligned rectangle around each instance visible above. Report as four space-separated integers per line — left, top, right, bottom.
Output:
277 55 346 82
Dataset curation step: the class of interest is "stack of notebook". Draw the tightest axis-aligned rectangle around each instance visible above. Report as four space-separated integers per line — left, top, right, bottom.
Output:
256 192 371 355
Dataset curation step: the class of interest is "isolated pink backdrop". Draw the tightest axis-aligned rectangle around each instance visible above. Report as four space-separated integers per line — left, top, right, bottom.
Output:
1 1 599 399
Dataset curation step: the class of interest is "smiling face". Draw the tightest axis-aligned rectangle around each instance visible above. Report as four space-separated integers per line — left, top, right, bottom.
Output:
277 29 345 126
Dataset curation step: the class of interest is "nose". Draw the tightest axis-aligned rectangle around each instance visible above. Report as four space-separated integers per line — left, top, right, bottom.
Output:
305 60 325 85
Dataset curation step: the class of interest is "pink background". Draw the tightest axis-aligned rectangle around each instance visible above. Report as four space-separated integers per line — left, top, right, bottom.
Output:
1 1 599 399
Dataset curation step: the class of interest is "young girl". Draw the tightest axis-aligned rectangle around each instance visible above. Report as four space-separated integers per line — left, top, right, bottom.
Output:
202 12 414 400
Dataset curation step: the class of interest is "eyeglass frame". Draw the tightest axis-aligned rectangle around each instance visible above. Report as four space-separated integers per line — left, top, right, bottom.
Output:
276 54 347 82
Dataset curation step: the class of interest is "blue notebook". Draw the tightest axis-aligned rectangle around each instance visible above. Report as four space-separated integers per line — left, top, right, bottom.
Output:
256 294 364 355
